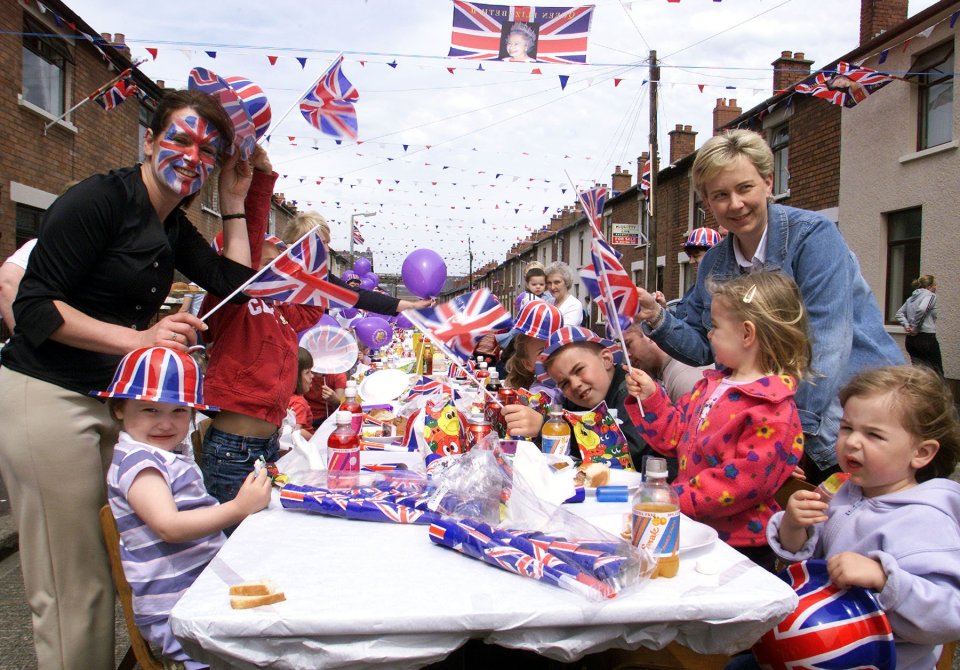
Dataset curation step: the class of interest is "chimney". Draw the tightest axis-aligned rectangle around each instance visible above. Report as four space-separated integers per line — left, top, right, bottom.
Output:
861 0 908 45
772 51 814 93
611 165 632 194
113 33 131 58
712 98 742 135
668 124 697 164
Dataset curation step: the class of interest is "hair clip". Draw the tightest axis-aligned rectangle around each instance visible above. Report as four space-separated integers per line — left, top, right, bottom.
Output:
742 285 758 303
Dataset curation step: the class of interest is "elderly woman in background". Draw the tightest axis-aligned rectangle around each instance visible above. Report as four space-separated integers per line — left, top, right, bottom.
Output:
0 89 257 669
896 274 943 376
545 261 583 327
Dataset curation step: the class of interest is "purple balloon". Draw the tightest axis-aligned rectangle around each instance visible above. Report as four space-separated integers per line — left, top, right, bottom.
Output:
394 313 414 330
360 276 377 291
318 313 339 328
353 257 373 276
365 272 380 287
340 307 359 319
401 249 447 299
353 316 393 351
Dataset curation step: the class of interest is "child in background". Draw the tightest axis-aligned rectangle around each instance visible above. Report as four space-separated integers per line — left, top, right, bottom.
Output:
625 271 809 570
752 365 960 670
514 263 554 312
304 370 346 430
103 347 271 669
289 347 315 438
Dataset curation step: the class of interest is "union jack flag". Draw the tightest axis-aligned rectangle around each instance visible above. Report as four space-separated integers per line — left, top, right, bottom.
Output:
753 560 896 670
92 77 137 111
640 158 651 192
579 238 639 320
299 54 359 140
403 289 512 362
576 186 607 238
448 1 594 64
243 228 358 309
794 61 894 108
407 376 460 401
352 222 365 245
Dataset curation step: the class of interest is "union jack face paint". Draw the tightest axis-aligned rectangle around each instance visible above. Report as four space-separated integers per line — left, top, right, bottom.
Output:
152 110 221 197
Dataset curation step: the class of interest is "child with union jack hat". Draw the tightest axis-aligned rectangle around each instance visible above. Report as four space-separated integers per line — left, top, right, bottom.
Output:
101 347 271 669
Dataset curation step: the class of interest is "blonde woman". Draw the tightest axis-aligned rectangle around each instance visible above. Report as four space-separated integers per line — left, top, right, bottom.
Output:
896 274 943 376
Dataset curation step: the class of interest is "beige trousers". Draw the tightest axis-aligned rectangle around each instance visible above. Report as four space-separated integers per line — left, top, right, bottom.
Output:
0 367 119 670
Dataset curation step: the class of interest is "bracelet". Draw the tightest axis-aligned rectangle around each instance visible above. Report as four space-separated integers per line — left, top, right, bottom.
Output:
221 213 246 221
645 306 665 330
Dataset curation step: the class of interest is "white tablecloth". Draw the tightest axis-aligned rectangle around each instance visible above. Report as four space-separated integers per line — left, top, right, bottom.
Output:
170 452 797 670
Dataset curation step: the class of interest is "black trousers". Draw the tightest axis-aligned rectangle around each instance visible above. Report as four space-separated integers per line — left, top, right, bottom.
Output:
905 332 944 376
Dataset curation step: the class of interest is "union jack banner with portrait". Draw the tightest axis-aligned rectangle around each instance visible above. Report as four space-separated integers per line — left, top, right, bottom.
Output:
794 61 894 108
300 54 359 140
403 289 512 362
243 228 358 309
448 1 594 64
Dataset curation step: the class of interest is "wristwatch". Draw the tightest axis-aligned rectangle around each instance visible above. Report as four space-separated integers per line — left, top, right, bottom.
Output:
645 306 665 330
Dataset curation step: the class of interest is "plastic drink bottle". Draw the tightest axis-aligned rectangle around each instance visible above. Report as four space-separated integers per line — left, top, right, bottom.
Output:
328 411 359 488
475 361 489 384
631 457 680 578
540 406 571 455
339 386 362 434
485 369 502 394
423 340 434 375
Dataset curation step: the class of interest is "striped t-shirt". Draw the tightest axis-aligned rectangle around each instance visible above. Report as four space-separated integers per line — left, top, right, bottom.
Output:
107 432 225 626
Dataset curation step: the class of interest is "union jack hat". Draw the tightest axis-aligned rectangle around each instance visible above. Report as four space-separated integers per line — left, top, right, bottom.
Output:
682 227 722 250
534 326 624 384
224 76 272 141
92 347 217 411
187 67 265 159
511 300 562 341
752 559 895 670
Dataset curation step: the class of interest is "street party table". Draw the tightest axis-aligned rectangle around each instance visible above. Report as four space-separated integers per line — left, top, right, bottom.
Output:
169 451 798 670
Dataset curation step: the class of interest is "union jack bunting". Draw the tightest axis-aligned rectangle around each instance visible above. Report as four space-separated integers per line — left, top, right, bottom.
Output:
403 289 512 362
243 228 358 309
299 54 359 140
753 560 896 670
576 186 607 238
448 1 594 64
579 238 639 320
407 376 461 401
92 77 137 111
352 222 365 245
794 61 894 108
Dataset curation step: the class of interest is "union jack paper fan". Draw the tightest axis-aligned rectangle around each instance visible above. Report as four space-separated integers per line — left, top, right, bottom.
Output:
299 325 359 374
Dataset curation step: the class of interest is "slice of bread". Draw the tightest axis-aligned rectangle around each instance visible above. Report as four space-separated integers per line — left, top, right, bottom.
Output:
229 580 277 597
229 591 286 610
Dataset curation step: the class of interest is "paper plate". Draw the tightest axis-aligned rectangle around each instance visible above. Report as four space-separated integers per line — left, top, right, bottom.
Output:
585 468 644 494
358 369 412 404
299 325 359 374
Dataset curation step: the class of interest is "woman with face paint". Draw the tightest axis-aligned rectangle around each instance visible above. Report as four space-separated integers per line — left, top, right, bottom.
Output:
0 89 259 670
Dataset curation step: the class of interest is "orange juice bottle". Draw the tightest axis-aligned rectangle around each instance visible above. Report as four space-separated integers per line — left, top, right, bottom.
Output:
630 457 680 578
540 406 571 455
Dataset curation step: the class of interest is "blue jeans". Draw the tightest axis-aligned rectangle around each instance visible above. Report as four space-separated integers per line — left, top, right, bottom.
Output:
201 426 279 506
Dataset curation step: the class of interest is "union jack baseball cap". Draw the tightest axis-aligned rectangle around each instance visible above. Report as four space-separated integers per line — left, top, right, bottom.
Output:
187 67 261 160
511 300 562 341
682 227 722 250
534 326 624 384
93 347 217 411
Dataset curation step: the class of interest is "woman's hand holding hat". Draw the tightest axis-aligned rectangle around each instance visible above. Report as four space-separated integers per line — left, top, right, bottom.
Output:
140 312 206 352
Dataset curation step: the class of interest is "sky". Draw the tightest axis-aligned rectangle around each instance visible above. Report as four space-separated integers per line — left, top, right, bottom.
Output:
69 0 939 275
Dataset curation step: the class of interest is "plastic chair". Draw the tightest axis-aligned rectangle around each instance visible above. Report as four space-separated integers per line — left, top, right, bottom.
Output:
99 505 165 670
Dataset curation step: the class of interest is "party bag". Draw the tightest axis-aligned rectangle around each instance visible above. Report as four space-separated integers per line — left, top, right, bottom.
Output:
563 401 634 470
422 398 466 474
515 388 553 417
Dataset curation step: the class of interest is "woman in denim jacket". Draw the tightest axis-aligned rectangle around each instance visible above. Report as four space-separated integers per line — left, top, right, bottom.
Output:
635 130 903 484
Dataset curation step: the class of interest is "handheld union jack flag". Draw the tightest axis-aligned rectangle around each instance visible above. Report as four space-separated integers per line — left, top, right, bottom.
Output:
406 376 461 401
448 1 594 64
575 186 607 238
300 54 359 140
352 222 365 245
794 61 894 108
241 228 358 309
403 289 512 362
579 238 639 320
93 77 137 111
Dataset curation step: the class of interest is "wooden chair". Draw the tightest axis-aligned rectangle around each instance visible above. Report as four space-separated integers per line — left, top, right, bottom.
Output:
99 505 165 670
191 417 213 464
936 640 957 670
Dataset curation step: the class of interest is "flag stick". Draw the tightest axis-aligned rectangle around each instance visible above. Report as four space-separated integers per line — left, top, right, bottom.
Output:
262 51 343 146
200 226 318 322
43 67 134 135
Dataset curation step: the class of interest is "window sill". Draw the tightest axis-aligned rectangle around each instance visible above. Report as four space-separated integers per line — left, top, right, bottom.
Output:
884 324 908 335
898 141 958 164
772 190 790 202
18 94 77 134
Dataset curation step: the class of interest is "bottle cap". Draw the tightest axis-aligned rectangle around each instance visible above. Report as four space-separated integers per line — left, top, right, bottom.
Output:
346 380 357 388
645 456 668 479
479 361 488 369
336 410 352 424
489 370 499 380
345 386 357 397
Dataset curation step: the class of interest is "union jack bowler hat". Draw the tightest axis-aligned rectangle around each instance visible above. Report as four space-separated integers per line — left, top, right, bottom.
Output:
187 67 259 159
93 347 217 411
535 326 624 384
752 559 895 670
224 75 272 141
682 227 722 250
511 300 562 341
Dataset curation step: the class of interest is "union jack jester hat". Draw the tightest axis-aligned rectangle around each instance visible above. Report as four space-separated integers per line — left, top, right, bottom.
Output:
188 68 271 159
535 326 624 384
511 299 562 342
682 227 722 251
93 347 217 411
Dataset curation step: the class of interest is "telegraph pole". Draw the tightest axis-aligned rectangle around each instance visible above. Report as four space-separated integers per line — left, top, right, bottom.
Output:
646 49 659 294
468 235 474 290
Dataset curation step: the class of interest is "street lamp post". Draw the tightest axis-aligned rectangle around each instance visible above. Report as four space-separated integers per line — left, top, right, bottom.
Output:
349 211 377 265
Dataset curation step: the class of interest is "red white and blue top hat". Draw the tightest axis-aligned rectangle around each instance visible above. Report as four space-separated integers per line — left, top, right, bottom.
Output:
93 347 216 411
534 326 624 384
682 227 722 250
188 68 270 160
511 300 562 342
